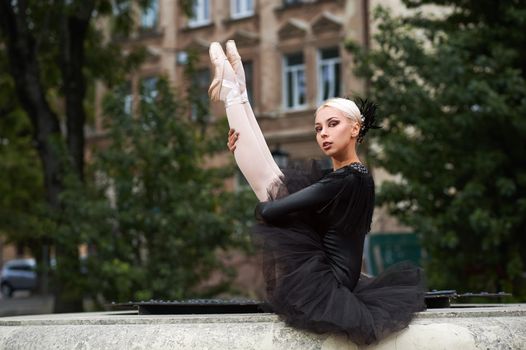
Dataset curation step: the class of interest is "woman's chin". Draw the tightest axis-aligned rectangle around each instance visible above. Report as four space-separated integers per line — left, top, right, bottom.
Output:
322 149 335 156
318 144 338 156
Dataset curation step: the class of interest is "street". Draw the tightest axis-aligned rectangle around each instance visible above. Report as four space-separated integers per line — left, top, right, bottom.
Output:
0 293 53 317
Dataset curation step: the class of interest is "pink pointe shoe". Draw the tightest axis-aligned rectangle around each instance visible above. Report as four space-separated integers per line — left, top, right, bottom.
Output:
208 42 243 107
225 40 248 102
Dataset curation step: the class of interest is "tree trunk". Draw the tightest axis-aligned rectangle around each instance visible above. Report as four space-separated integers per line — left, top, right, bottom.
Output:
0 1 86 313
60 1 95 181
0 1 63 209
51 1 95 313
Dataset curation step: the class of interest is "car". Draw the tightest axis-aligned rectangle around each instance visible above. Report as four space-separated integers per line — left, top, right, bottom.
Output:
0 258 37 297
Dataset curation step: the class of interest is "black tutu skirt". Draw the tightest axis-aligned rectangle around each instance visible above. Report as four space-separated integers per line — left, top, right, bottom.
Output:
252 162 427 345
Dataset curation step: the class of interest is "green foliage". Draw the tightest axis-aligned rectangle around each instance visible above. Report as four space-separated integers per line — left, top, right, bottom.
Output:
0 0 162 232
0 100 48 246
0 53 50 250
60 78 255 302
1 0 253 305
350 2 526 298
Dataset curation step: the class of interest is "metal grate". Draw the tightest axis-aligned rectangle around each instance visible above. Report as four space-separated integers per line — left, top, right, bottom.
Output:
424 290 511 308
111 299 268 315
110 291 512 315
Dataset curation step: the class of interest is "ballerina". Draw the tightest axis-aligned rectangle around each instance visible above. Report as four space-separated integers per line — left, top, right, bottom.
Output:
209 41 426 345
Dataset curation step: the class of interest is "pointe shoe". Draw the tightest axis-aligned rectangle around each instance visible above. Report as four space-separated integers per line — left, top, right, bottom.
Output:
226 40 249 102
208 42 243 107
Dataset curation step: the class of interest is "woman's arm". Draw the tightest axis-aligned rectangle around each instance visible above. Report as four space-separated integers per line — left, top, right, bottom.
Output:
255 175 348 224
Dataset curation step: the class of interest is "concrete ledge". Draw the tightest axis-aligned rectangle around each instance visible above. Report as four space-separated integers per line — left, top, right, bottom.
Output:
0 305 524 349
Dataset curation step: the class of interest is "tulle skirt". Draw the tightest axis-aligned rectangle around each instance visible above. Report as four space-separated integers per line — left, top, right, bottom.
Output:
252 162 427 345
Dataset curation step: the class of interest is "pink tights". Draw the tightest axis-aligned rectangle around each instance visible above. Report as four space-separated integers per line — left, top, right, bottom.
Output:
226 101 283 201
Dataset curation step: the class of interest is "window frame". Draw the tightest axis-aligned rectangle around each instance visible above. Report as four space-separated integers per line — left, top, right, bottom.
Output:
188 0 212 28
230 0 254 20
190 68 211 122
123 81 133 116
282 52 307 111
140 76 159 103
317 47 342 104
140 0 159 30
243 60 255 107
283 0 306 7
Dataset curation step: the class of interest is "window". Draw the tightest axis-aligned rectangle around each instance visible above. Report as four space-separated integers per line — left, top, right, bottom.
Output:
140 0 158 30
123 81 133 115
283 0 305 6
318 48 341 103
188 0 211 28
244 61 255 106
140 77 158 129
283 53 306 110
231 0 254 19
140 76 158 103
191 68 211 122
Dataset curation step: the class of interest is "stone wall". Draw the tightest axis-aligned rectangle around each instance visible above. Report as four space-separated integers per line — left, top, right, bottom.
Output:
0 305 524 349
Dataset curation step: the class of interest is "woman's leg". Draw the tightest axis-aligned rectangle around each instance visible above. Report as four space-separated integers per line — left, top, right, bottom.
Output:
209 43 281 201
225 41 283 178
227 104 283 201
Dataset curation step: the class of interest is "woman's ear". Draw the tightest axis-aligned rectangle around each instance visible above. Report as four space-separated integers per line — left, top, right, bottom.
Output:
351 121 360 138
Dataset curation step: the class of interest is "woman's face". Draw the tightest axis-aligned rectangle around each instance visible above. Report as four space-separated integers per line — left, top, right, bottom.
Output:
315 106 359 158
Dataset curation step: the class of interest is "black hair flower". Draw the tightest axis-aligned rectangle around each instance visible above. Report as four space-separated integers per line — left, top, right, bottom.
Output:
355 98 381 143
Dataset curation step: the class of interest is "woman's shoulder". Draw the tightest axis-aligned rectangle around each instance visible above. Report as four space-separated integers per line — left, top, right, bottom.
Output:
316 163 373 192
280 160 371 193
322 162 371 179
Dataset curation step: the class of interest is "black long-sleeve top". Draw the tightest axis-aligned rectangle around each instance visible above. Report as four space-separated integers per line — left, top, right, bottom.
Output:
255 163 375 290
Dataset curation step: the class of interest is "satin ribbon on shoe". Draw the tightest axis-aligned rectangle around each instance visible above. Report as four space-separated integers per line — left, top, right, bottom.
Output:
221 79 245 108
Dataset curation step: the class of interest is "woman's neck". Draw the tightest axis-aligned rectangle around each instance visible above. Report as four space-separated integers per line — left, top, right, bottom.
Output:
331 144 360 170
332 159 361 171
332 153 361 170
331 147 361 170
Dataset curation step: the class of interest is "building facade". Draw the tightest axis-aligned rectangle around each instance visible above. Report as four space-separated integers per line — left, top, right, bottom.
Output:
84 0 411 294
93 0 407 233
89 0 408 233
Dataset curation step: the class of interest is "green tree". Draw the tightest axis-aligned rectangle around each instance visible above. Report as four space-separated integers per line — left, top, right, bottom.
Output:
0 57 48 263
0 0 194 311
350 1 526 297
63 77 254 302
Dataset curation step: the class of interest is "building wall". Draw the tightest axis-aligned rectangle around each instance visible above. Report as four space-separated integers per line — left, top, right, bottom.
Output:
92 2 366 148
82 0 418 292
88 0 412 234
1 2 424 288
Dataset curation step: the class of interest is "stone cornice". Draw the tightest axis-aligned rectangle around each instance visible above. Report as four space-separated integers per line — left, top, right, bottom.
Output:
311 11 343 34
277 18 309 40
223 30 260 47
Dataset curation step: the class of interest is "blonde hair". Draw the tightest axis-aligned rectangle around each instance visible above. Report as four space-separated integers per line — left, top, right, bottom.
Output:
316 97 362 125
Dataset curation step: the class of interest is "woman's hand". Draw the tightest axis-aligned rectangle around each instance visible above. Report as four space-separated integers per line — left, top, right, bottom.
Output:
227 128 239 153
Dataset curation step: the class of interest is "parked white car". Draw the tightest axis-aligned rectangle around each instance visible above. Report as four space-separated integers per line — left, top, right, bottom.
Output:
0 259 37 297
